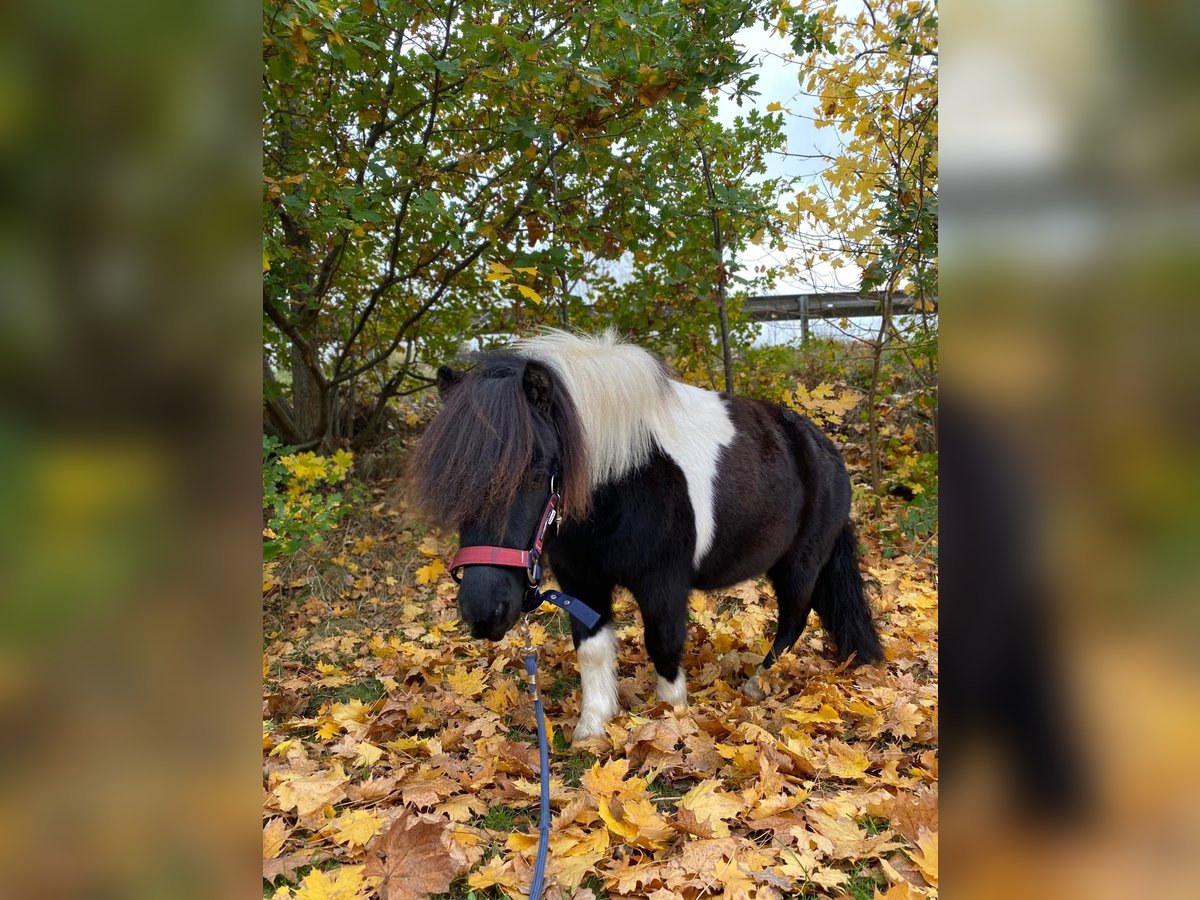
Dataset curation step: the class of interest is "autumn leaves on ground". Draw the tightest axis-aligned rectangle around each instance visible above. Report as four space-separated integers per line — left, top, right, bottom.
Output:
263 491 937 900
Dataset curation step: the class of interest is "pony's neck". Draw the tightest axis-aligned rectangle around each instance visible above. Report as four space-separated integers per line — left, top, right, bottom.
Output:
515 331 673 490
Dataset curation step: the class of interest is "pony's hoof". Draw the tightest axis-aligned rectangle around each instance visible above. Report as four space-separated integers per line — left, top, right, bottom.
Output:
742 676 767 702
572 714 609 745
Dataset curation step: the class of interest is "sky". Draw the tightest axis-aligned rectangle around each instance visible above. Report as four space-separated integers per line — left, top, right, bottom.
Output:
715 5 884 342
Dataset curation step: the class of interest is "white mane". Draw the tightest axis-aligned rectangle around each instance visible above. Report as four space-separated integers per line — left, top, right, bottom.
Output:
513 329 737 566
512 329 672 489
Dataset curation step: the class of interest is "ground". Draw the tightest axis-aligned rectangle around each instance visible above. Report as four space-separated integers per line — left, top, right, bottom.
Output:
263 487 938 900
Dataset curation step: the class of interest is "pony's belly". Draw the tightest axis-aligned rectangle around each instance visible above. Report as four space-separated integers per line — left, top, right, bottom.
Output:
691 523 795 590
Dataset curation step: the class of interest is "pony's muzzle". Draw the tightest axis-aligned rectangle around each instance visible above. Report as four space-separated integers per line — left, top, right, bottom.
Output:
456 566 524 641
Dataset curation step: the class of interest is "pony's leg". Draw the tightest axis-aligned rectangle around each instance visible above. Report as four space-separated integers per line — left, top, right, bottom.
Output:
632 577 690 708
563 580 618 743
743 551 821 701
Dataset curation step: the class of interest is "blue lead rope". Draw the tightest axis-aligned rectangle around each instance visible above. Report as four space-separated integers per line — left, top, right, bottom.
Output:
518 591 600 899
521 650 551 900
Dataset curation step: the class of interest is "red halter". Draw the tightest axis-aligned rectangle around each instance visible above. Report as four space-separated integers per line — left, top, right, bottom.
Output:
449 486 560 587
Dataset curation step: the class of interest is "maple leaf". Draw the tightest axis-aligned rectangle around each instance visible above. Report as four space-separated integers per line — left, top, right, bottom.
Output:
446 665 488 698
329 809 384 849
352 741 384 768
364 809 473 900
484 261 512 281
581 757 633 799
273 763 349 818
263 817 290 860
908 830 938 886
515 284 543 304
874 884 919 899
677 779 743 838
599 796 673 849
279 865 376 900
822 740 873 781
415 559 446 585
550 848 607 890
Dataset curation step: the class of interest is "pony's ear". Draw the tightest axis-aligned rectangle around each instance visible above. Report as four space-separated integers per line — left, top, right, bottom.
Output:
436 366 463 398
522 361 554 414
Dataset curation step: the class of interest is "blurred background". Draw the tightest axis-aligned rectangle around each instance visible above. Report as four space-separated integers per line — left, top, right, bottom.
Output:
0 0 261 895
943 0 1200 896
0 0 1196 896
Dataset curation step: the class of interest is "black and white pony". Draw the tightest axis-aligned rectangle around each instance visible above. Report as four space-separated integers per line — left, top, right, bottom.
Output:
412 331 883 742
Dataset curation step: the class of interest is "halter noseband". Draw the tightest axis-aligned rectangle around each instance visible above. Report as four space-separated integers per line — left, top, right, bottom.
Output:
447 476 601 629
449 478 560 590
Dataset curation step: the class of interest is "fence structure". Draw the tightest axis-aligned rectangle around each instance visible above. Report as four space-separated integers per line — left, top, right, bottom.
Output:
745 291 937 341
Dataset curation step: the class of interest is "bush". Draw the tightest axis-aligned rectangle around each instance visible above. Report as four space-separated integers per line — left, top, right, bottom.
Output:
262 436 355 562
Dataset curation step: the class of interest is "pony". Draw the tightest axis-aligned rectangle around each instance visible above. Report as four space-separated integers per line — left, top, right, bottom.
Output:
411 330 883 742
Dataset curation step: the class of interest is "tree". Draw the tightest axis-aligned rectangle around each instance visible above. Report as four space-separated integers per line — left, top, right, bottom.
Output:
263 0 795 450
777 0 938 498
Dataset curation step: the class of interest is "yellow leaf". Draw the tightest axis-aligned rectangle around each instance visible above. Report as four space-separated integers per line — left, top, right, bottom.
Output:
581 758 632 799
446 665 488 698
909 830 938 885
416 536 442 558
485 261 512 281
782 703 842 726
598 797 639 842
330 699 369 728
273 763 349 818
551 849 606 890
353 742 384 768
767 101 783 112
329 810 384 848
678 779 743 838
289 864 375 900
263 817 290 859
415 560 447 584
823 740 872 780
515 284 542 304
599 796 672 849
263 248 271 272
269 739 294 758
513 266 539 277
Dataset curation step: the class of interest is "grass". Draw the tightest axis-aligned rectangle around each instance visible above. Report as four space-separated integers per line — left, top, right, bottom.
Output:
842 863 888 900
545 670 577 702
305 677 387 715
859 814 890 836
647 774 695 812
478 805 522 832
556 749 596 787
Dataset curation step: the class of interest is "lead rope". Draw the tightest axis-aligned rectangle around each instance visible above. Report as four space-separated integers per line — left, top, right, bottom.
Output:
516 618 551 899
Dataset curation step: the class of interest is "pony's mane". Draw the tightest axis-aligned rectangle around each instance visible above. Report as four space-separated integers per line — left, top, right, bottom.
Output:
409 353 589 531
512 329 673 489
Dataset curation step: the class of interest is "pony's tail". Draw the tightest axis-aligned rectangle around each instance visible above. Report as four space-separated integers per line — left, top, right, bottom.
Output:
811 523 885 665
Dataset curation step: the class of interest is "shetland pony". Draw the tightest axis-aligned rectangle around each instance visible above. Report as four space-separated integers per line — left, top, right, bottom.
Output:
411 331 883 742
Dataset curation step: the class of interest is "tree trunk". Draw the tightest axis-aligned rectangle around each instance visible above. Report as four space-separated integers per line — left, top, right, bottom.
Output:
290 339 324 446
865 283 895 514
698 143 734 394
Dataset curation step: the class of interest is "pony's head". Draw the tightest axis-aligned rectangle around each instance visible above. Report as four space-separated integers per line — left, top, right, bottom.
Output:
410 354 589 640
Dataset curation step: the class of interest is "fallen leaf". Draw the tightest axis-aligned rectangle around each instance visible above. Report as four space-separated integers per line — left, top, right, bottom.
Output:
274 764 349 818
329 809 384 848
364 809 473 900
263 817 290 860
677 779 743 838
908 830 938 886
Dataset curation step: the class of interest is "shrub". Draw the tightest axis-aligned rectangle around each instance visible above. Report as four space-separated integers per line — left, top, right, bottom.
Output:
262 436 355 562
